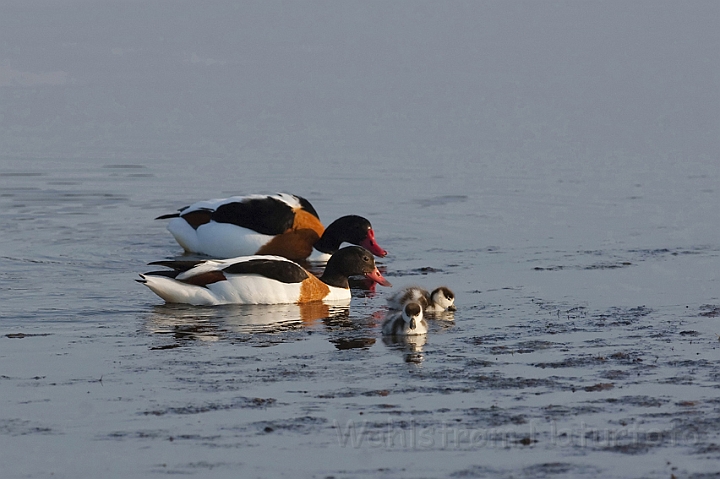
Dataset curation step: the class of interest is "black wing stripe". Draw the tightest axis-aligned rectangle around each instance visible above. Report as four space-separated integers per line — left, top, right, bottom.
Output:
212 197 295 235
155 213 180 220
222 259 309 284
155 204 191 220
142 270 181 279
142 268 226 288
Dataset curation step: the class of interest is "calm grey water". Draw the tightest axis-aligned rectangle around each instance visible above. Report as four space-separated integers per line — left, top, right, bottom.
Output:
1 2 719 479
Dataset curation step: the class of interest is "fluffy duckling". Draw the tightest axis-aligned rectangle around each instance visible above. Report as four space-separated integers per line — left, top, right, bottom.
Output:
381 302 428 336
387 286 456 312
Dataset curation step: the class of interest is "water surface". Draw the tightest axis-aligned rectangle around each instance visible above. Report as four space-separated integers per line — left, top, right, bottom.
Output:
2 155 719 479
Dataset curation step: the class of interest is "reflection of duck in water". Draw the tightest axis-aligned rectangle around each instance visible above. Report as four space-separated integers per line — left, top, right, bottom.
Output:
146 306 224 342
156 193 388 261
144 303 351 346
387 286 456 313
138 246 391 306
382 302 428 336
223 303 350 330
330 337 376 350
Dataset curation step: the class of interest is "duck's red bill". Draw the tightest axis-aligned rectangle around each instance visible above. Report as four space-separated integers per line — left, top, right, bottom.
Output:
365 268 392 287
361 229 388 257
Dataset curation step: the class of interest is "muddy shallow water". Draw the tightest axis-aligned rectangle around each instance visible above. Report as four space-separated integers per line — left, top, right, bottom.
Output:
1 155 719 479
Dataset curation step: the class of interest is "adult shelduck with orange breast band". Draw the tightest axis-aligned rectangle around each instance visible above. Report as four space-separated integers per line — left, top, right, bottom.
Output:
156 193 388 261
137 246 392 306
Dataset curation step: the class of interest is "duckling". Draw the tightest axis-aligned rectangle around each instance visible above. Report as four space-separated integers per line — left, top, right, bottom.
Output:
387 286 456 312
381 302 428 336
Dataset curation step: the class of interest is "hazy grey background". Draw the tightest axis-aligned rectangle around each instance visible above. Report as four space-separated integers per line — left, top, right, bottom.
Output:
1 1 717 166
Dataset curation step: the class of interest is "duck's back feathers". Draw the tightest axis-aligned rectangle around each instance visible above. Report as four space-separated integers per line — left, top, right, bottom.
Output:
170 194 320 234
151 255 306 280
211 197 296 235
222 258 309 283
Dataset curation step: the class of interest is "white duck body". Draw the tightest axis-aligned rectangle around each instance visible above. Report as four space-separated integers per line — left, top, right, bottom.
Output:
382 302 428 336
138 246 391 306
140 255 348 306
386 286 456 312
307 248 332 263
167 218 273 259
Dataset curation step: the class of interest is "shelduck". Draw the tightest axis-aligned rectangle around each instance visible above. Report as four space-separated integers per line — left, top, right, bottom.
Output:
156 193 387 261
138 246 391 306
381 302 428 336
386 286 456 312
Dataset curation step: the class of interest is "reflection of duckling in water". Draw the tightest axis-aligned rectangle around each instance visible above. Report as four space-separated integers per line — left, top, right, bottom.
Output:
387 286 456 312
382 302 428 336
382 331 427 351
382 332 427 363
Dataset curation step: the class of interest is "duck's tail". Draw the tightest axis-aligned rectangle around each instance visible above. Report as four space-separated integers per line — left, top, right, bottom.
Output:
155 213 180 220
137 273 216 305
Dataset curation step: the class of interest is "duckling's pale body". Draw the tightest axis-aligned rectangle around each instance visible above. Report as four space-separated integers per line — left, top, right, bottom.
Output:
382 302 428 336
